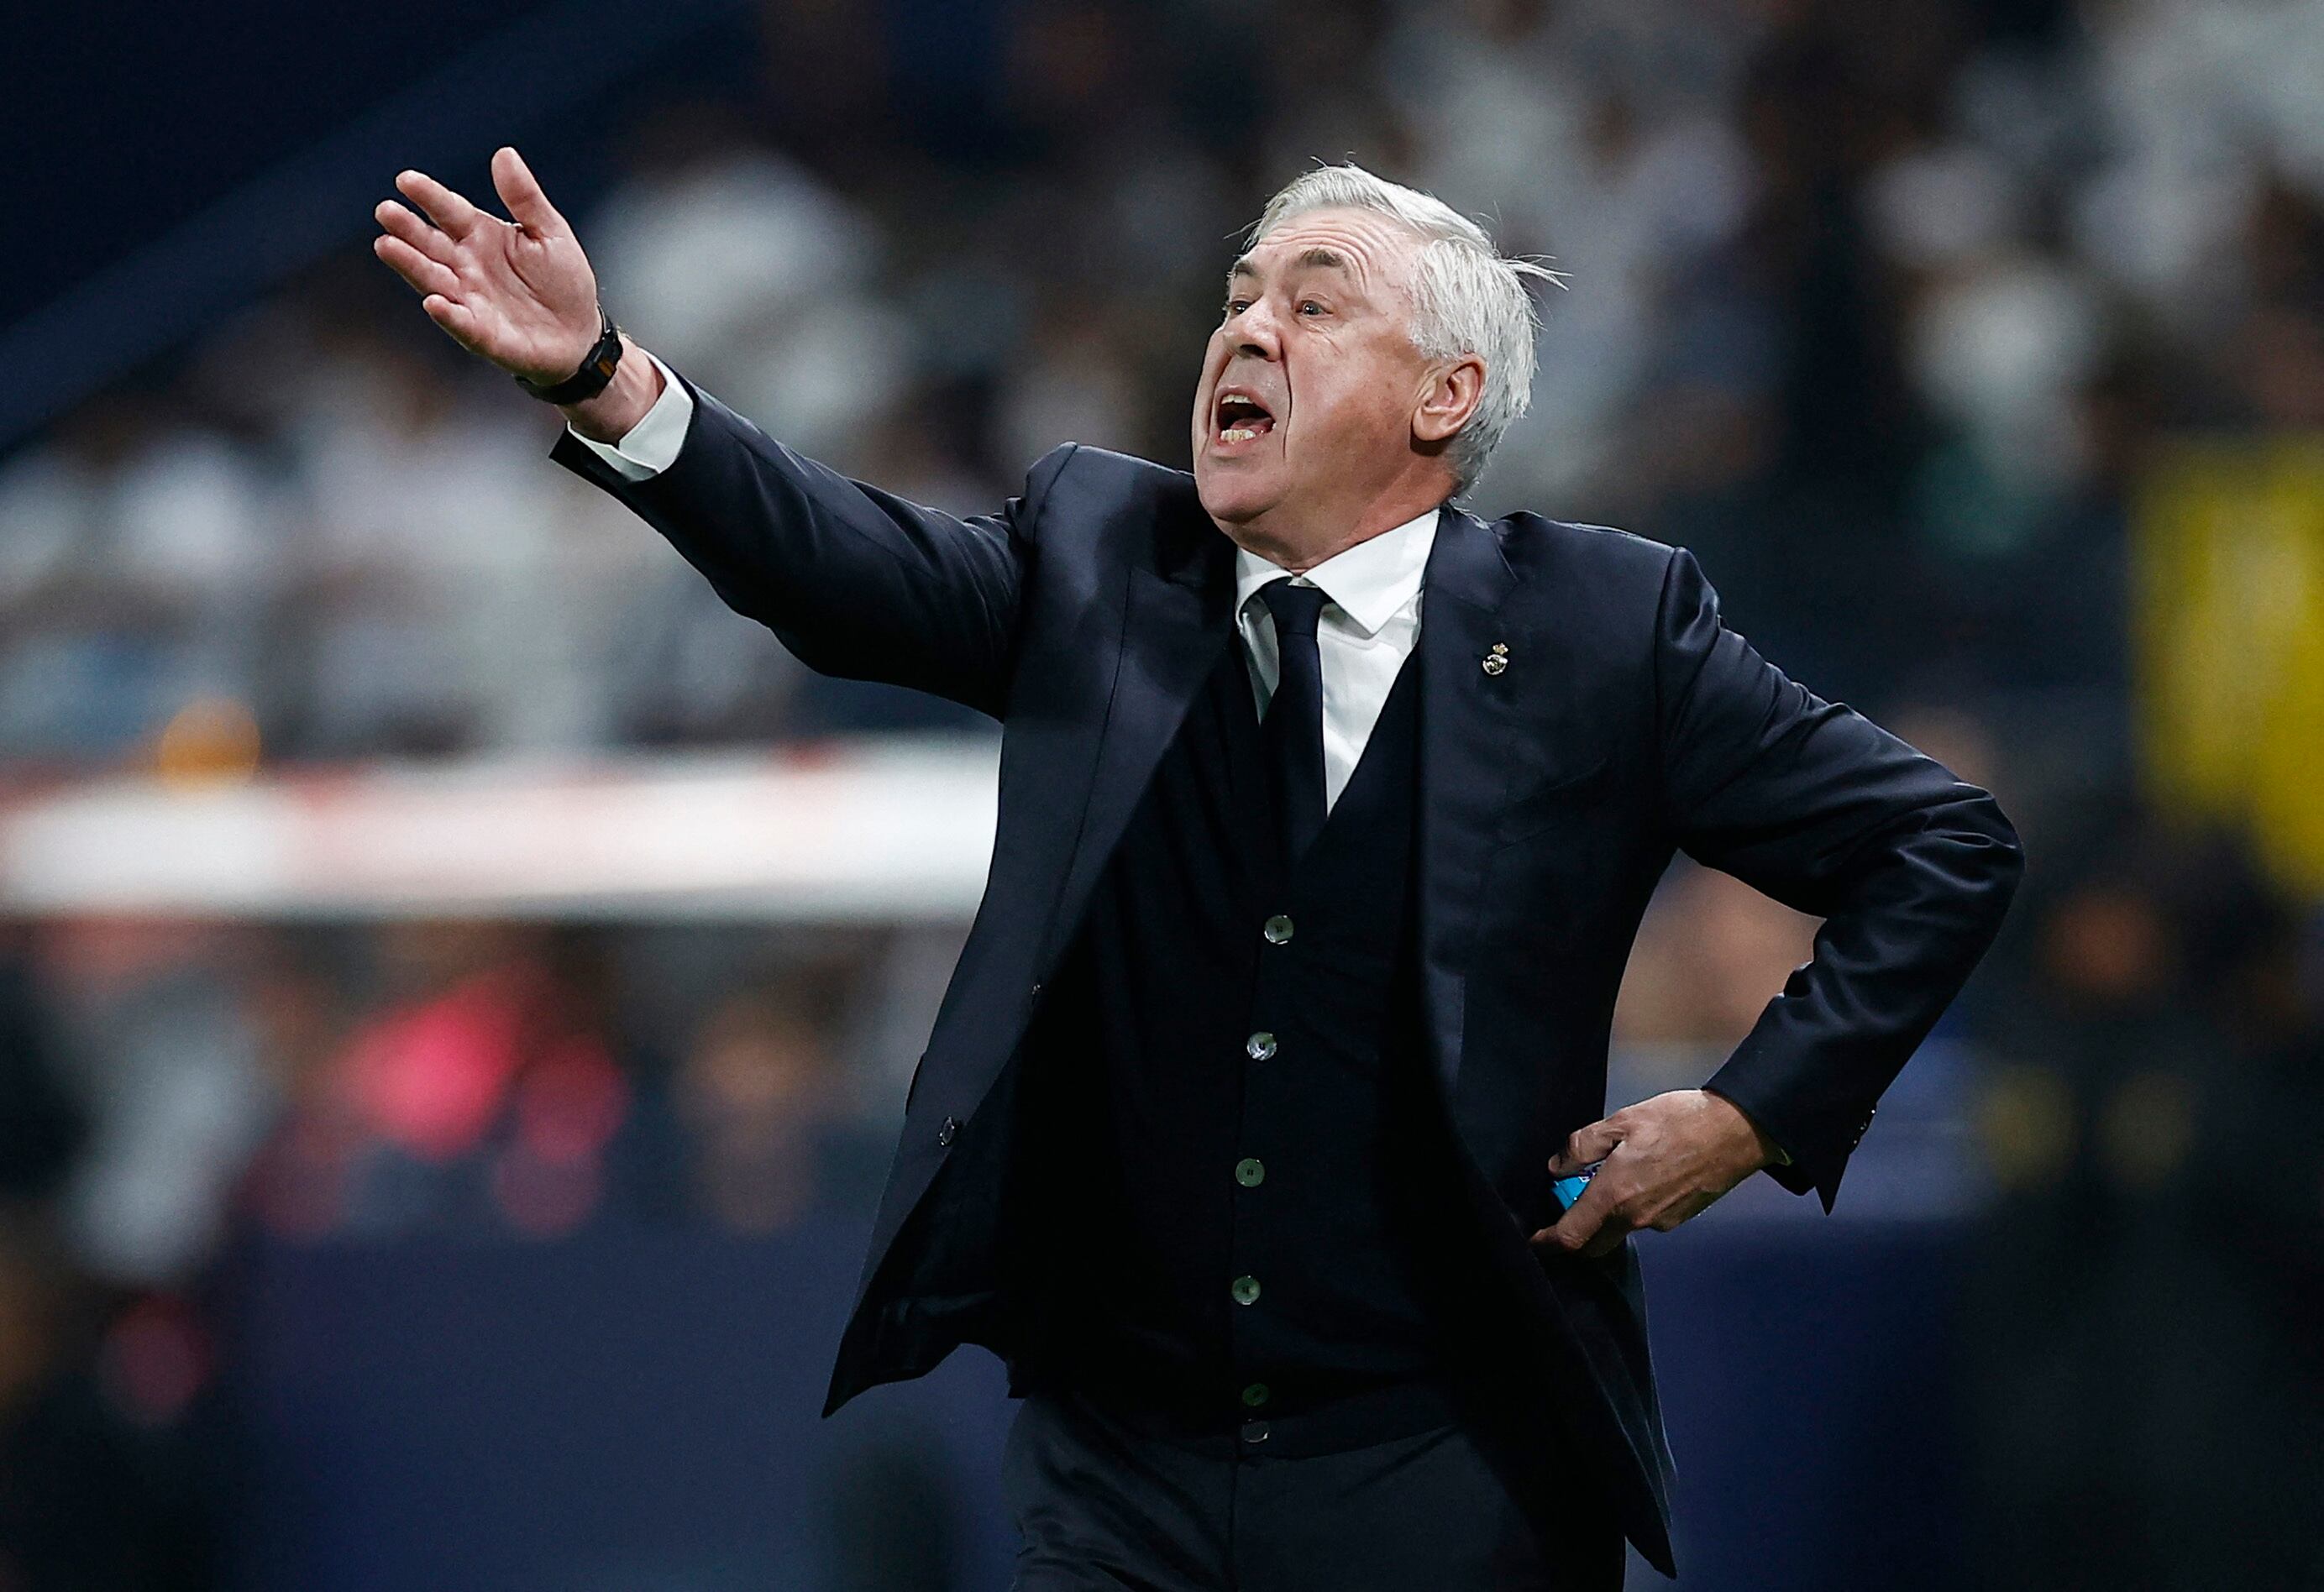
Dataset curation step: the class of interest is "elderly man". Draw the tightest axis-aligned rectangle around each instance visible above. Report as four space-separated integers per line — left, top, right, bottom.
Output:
375 150 2022 1589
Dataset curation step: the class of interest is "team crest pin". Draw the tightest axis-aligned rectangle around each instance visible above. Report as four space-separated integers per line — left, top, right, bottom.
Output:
1482 642 1509 677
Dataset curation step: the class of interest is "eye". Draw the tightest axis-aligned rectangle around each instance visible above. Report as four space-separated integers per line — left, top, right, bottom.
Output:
1298 300 1326 317
1223 297 1251 317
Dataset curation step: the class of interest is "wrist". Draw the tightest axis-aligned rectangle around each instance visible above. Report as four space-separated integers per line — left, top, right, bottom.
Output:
560 335 664 443
1701 1087 1782 1171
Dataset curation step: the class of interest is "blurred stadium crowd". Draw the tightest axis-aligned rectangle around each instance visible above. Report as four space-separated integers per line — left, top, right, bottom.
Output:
3 0 2323 1585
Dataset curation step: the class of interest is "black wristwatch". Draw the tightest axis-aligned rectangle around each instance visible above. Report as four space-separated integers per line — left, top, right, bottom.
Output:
516 306 623 404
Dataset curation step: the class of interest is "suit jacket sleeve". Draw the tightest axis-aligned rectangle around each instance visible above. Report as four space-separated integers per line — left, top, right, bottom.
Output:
1650 545 2024 1212
549 367 1076 718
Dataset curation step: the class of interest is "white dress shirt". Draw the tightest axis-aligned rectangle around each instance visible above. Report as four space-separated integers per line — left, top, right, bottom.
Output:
572 352 694 480
574 379 1440 814
1231 513 1435 812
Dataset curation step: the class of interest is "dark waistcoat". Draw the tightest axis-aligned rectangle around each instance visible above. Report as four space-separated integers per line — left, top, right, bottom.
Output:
1004 622 1479 1426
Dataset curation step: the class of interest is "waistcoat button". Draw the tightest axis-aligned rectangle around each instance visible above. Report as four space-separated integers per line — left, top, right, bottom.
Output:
1262 914 1294 945
1230 1274 1262 1305
1245 1031 1277 1060
1234 1157 1266 1187
936 1116 957 1147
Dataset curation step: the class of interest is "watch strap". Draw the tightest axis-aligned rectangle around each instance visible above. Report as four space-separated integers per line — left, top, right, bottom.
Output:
517 309 622 404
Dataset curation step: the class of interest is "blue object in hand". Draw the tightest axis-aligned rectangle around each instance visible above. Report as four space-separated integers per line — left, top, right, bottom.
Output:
1551 1161 1603 1211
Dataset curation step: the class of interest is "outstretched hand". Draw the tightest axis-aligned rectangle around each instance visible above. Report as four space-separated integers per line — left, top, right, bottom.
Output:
1531 1089 1781 1259
372 147 600 385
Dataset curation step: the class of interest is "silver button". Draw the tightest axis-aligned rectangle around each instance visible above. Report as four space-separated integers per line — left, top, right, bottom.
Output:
1241 1381 1270 1408
1246 1031 1277 1060
937 1116 957 1147
1235 1157 1266 1187
1262 915 1294 945
1231 1275 1261 1306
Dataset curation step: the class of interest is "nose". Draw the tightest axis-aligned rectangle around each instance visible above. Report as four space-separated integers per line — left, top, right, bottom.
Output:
1231 298 1283 360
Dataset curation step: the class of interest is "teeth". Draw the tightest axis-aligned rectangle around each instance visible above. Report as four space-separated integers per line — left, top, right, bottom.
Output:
1221 427 1256 443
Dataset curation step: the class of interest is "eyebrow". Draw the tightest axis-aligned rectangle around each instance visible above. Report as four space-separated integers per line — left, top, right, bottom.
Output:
1226 245 1356 283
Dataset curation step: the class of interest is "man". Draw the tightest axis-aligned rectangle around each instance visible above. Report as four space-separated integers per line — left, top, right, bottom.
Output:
374 149 2023 1588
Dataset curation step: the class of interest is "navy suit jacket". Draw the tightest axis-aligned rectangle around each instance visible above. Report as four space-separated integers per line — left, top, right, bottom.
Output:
552 370 2023 1575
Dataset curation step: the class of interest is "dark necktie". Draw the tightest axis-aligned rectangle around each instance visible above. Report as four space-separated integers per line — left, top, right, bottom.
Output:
1258 579 1330 867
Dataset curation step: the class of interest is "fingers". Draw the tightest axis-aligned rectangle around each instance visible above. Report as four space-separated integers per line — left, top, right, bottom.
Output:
395 169 486 239
375 199 460 267
1547 1115 1623 1175
1533 1173 1626 1258
372 233 460 300
1530 1142 1736 1256
491 146 566 238
1539 1114 1634 1254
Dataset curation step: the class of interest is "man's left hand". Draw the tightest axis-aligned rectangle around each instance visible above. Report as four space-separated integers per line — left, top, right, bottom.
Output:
1530 1089 1781 1259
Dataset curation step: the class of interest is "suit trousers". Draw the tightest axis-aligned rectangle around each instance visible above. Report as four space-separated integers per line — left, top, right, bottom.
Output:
999 1380 1629 1592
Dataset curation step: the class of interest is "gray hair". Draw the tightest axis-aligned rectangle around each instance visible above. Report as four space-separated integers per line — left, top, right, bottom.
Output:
1246 162 1561 491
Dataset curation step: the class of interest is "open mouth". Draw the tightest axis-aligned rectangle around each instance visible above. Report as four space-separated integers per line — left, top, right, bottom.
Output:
1214 389 1277 446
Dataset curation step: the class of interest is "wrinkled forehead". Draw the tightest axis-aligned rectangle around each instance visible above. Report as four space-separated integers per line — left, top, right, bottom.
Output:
1227 207 1423 299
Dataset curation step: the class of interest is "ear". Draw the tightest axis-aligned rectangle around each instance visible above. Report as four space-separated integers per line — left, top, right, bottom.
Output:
1414 354 1486 445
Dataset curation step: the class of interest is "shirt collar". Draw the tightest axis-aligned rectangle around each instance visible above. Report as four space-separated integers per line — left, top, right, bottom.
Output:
1231 505 1441 637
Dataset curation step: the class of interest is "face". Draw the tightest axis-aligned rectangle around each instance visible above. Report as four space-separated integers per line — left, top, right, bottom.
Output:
1191 207 1476 554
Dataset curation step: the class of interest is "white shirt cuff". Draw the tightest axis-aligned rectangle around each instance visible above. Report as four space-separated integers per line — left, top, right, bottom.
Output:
567 352 691 480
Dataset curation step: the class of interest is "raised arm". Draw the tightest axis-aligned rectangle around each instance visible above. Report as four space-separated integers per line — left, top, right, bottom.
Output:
548 374 1058 716
372 147 1044 715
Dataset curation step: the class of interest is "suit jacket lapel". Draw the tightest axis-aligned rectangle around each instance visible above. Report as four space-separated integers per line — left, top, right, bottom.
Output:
1037 483 1236 973
1415 504 1522 1141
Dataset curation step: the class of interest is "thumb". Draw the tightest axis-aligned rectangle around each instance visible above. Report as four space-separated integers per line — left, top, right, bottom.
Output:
1548 1115 1624 1175
493 146 567 238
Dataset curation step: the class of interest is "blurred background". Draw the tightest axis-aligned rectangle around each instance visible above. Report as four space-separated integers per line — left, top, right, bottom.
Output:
5 0 2323 1586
